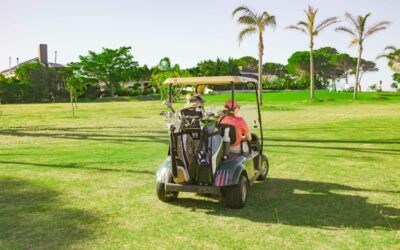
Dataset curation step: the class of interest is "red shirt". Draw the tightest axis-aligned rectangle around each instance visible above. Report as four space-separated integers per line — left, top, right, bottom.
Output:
220 116 249 146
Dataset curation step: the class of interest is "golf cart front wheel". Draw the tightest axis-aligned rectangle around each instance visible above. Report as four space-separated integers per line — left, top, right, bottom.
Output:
257 155 269 181
157 182 178 202
222 175 248 209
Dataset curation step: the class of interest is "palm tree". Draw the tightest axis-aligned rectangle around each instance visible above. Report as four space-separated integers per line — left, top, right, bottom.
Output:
376 46 400 72
286 6 338 99
336 13 390 100
232 5 276 105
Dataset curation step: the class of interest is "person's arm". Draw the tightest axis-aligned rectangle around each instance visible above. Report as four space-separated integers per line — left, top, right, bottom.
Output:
241 118 252 141
244 131 252 141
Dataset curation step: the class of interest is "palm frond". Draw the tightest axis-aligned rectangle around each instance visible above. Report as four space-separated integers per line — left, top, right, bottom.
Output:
297 21 309 28
384 45 397 52
360 13 372 31
315 17 339 33
261 12 276 28
305 6 317 26
238 26 257 45
232 5 257 20
335 26 357 37
237 15 257 25
344 12 359 29
285 25 307 34
376 53 389 60
364 21 391 38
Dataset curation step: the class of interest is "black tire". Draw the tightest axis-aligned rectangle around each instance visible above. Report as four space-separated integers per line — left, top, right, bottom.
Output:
222 175 248 209
257 155 269 181
156 182 178 202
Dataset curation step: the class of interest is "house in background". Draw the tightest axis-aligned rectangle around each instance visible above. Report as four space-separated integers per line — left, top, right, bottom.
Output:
1 44 65 78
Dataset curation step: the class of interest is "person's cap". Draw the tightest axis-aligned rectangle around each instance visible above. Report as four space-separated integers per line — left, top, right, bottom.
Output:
224 99 239 109
185 94 205 108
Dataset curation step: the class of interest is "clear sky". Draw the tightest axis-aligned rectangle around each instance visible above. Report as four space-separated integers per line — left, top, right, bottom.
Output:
1 0 399 90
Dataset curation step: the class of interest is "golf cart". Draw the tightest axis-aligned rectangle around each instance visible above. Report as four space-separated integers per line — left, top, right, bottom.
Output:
156 76 269 208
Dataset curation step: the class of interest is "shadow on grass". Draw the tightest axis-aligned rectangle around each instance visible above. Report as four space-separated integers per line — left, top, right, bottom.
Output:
0 178 101 249
0 161 154 175
171 178 400 230
90 95 161 102
266 143 400 155
0 128 169 144
266 137 400 145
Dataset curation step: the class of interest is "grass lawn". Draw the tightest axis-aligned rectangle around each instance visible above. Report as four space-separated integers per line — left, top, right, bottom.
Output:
0 91 399 249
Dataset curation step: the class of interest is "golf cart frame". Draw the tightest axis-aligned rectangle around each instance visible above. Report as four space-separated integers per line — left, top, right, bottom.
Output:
156 76 269 208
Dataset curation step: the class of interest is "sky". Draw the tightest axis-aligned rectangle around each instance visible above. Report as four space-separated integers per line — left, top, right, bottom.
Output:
0 0 399 90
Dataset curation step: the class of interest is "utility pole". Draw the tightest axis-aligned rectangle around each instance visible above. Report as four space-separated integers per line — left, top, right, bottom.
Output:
16 57 19 68
54 50 57 64
9 57 12 75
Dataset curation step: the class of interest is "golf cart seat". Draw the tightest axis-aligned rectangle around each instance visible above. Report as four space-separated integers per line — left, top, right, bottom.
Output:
219 124 261 157
218 123 237 145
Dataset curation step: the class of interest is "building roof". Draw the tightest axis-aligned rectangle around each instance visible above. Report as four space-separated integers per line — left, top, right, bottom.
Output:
0 57 65 75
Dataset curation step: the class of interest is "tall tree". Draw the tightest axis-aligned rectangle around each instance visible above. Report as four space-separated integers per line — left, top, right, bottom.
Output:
232 5 276 105
286 6 338 99
263 62 287 78
330 53 354 87
150 58 191 101
193 58 240 77
14 62 63 102
70 46 139 97
336 13 390 99
235 56 258 71
356 59 378 84
0 74 6 104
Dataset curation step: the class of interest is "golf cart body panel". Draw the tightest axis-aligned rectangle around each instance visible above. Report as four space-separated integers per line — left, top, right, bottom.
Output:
156 158 172 183
214 153 255 187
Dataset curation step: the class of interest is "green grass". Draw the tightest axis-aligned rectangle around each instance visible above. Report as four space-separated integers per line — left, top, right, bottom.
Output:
0 91 399 249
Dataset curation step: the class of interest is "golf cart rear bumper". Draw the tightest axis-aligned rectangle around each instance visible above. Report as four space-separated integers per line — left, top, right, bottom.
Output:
165 183 220 194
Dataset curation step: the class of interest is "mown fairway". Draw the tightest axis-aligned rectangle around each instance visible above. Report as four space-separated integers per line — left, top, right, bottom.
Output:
0 91 399 249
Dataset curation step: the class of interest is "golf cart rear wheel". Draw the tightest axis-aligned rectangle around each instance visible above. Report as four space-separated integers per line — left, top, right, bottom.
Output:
157 182 178 202
257 155 269 181
222 175 248 209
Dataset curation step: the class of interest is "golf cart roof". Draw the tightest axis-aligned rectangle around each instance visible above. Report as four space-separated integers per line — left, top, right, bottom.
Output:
163 76 256 86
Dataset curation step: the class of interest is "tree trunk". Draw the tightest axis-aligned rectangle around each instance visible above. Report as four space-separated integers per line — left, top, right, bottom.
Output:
110 83 115 97
258 32 264 106
74 94 78 109
332 79 336 92
354 45 363 100
309 38 315 99
70 91 75 118
359 71 365 86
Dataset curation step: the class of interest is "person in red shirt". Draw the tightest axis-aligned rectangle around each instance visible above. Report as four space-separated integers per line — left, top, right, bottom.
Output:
220 100 252 153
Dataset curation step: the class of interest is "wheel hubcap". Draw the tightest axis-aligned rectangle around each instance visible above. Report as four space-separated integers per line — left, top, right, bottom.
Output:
241 183 247 202
262 161 268 175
